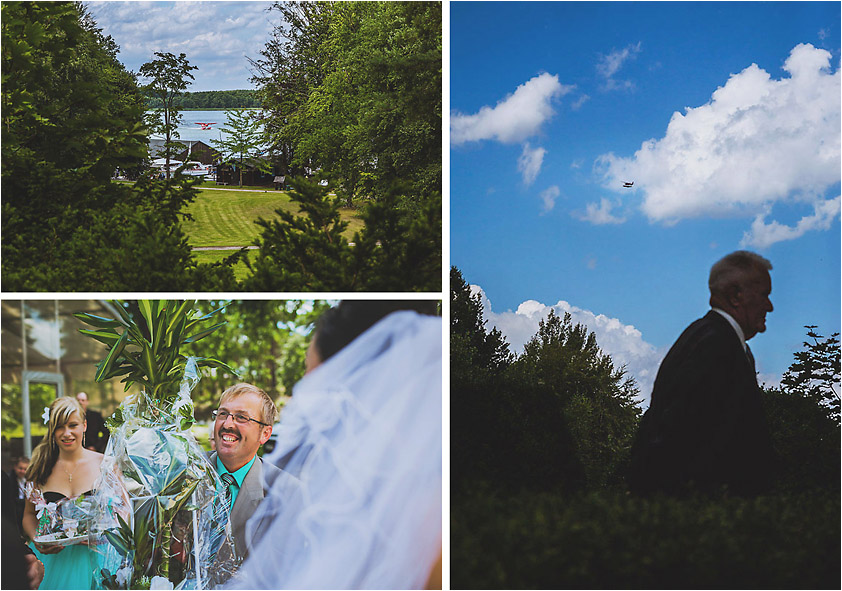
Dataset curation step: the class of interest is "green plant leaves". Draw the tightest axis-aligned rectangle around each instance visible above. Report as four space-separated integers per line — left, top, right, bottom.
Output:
79 299 229 405
95 330 129 382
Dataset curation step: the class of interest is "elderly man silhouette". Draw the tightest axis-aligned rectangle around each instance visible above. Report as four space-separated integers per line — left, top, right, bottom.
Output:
629 251 776 495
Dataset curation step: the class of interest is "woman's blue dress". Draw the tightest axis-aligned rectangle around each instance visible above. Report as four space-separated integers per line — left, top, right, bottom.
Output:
30 491 96 590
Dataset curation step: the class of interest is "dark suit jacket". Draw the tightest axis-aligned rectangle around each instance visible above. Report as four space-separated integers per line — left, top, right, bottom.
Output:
84 409 110 453
209 452 284 570
629 311 775 495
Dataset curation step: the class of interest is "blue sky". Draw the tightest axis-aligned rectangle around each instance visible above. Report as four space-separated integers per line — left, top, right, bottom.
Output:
86 1 277 91
451 2 841 404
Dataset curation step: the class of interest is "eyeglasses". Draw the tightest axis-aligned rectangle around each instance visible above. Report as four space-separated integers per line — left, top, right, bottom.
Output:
212 409 269 427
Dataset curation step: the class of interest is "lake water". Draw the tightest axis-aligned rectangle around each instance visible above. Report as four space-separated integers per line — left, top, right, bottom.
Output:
148 110 260 144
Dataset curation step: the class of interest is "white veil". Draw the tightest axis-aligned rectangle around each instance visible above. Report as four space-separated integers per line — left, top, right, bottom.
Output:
230 310 442 590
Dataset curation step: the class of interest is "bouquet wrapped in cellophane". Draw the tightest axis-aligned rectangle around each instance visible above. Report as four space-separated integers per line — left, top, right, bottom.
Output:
76 301 240 590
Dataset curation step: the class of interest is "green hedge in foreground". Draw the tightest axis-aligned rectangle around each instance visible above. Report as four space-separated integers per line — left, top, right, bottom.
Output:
452 487 840 589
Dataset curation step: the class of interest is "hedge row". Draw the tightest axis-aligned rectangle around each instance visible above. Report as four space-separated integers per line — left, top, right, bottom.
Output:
452 486 840 589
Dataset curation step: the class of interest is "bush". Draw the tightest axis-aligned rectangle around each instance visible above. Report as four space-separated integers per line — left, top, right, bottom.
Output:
452 487 840 589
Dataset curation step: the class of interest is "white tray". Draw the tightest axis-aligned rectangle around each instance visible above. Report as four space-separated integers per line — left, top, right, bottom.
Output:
34 532 87 547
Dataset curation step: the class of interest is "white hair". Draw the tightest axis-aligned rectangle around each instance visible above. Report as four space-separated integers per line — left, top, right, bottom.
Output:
709 250 772 297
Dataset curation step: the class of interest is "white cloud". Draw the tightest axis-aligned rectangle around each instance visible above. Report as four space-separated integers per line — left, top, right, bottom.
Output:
741 195 841 248
451 73 573 145
596 43 841 245
470 285 664 405
575 198 627 225
597 42 642 90
571 94 590 111
518 143 546 186
86 1 276 90
539 185 561 213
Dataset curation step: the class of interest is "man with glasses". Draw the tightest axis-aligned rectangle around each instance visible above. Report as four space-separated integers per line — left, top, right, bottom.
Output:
210 383 283 568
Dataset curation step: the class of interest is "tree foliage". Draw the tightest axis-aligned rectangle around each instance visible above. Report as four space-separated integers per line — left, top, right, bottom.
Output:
761 326 840 492
1 2 235 291
451 267 640 494
144 89 259 110
249 1 441 202
185 299 331 417
242 177 440 291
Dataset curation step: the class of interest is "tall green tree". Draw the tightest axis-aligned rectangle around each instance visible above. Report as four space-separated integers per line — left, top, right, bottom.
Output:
450 267 518 492
139 51 197 179
762 326 840 491
512 310 640 489
211 108 271 186
248 1 331 176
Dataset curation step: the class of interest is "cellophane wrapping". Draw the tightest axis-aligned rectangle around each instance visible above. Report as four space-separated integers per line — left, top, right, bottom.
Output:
89 358 239 590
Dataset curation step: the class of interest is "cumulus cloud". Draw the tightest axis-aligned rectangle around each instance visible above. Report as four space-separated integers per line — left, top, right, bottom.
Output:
575 198 627 225
741 196 841 248
597 42 642 90
470 285 664 405
451 73 573 145
540 185 561 213
518 143 546 185
596 43 841 245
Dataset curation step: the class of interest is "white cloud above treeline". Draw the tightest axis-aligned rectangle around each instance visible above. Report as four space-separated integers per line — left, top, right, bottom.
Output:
451 72 573 144
470 284 664 405
595 43 841 246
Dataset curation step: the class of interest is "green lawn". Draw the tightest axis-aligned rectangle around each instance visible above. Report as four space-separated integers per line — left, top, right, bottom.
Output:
182 188 364 248
190 248 255 282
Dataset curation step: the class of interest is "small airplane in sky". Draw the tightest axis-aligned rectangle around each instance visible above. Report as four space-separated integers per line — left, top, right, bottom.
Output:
623 181 634 188
195 122 217 130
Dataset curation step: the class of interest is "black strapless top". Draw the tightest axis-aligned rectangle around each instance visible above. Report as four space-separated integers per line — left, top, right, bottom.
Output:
43 490 93 503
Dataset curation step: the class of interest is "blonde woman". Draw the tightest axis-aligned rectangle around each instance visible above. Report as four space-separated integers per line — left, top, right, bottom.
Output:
22 397 104 590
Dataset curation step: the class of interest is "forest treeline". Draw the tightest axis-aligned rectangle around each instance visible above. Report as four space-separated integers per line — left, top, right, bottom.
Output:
2 1 441 292
450 266 840 588
144 89 259 110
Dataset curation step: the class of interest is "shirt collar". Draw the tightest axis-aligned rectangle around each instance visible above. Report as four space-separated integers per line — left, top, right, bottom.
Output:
712 308 746 351
216 454 257 488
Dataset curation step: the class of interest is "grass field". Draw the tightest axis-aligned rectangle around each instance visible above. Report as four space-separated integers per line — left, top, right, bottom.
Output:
182 187 364 248
190 248 255 281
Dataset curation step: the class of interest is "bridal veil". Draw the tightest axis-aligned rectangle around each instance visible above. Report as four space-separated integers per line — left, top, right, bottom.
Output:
231 310 442 589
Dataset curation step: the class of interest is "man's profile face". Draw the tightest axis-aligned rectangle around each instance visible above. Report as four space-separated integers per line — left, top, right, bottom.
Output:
214 392 272 472
735 269 773 340
76 392 89 410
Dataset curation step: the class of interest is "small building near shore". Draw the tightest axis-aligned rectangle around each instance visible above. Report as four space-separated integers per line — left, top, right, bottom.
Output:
148 139 217 165
215 160 279 187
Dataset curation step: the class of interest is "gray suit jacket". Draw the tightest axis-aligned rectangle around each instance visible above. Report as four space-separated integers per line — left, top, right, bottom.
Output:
209 452 284 567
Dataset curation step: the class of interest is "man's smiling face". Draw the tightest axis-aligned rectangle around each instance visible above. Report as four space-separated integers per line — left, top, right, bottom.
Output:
214 391 272 472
